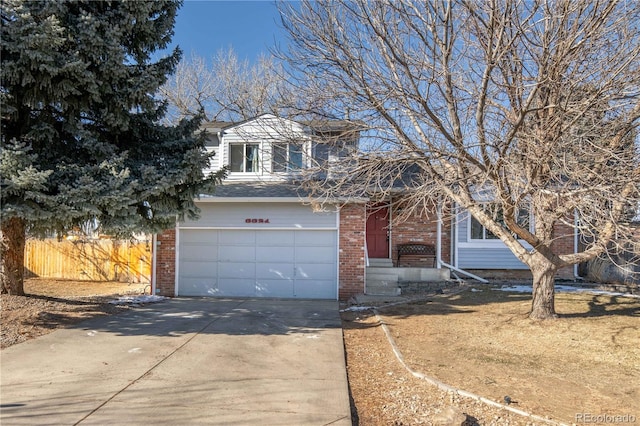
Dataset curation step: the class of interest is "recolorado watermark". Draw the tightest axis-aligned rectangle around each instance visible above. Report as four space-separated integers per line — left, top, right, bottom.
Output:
576 413 637 424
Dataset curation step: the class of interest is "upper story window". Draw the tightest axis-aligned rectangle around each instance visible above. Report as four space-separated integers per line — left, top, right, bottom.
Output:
230 143 260 173
470 204 530 240
272 143 304 172
204 134 220 147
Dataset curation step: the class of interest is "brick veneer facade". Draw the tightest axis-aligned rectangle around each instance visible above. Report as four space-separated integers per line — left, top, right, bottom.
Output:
338 203 367 299
155 229 176 297
551 218 576 279
154 207 368 300
389 201 452 267
152 203 577 299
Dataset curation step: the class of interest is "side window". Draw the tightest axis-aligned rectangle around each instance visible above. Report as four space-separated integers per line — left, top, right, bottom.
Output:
469 205 530 240
204 134 220 147
313 143 330 166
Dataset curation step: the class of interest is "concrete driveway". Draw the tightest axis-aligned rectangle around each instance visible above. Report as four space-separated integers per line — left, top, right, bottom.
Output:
0 298 351 425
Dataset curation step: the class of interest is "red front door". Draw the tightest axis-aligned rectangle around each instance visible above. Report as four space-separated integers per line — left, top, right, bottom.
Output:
366 206 389 258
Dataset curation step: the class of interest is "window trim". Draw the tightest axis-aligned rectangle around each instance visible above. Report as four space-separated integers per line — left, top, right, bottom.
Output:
271 142 305 173
466 204 533 245
229 142 261 173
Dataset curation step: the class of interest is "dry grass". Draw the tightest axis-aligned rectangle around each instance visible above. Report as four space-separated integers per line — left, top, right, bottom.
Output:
346 287 639 424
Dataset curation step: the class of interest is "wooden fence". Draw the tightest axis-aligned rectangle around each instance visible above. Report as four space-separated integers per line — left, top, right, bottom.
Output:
24 238 152 283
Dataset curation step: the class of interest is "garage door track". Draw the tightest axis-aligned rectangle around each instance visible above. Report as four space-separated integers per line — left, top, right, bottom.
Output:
1 298 351 425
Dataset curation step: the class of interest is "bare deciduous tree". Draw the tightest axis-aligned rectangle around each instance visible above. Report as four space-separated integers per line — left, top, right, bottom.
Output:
160 49 295 123
279 0 640 319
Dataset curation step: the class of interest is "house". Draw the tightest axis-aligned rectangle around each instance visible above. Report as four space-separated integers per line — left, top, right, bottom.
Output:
152 114 576 300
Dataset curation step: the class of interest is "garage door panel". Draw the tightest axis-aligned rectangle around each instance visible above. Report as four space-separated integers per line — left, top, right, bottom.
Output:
294 246 335 263
256 246 294 262
180 260 218 278
179 278 219 296
219 230 255 245
295 263 335 281
181 231 219 244
218 278 256 297
255 262 294 280
219 246 255 262
256 231 294 246
295 231 336 246
177 226 337 299
256 279 294 297
295 281 336 299
180 245 218 261
218 262 255 279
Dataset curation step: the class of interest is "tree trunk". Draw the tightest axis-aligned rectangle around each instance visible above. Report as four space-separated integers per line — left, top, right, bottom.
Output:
529 260 558 320
0 217 26 295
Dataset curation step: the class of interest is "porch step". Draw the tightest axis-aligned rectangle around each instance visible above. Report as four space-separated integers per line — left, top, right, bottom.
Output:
368 258 394 268
366 272 399 283
365 272 400 296
366 282 401 296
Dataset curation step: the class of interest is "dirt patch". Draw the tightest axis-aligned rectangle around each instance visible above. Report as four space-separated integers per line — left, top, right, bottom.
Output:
1 278 148 349
342 286 640 425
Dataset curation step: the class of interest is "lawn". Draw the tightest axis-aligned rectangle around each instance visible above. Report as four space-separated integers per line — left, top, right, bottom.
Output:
342 286 639 425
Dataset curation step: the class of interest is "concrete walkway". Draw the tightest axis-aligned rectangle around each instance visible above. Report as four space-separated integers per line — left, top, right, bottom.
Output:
1 298 351 425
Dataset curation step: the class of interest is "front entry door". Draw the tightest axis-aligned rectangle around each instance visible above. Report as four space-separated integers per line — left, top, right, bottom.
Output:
366 206 389 258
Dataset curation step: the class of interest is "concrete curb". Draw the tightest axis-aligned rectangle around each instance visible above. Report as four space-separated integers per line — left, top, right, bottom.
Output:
371 290 569 426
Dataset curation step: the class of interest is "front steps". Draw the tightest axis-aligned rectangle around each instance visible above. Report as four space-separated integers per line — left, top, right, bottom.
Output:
365 258 450 296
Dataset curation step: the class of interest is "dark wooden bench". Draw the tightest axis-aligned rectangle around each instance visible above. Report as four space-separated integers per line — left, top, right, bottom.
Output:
396 243 436 267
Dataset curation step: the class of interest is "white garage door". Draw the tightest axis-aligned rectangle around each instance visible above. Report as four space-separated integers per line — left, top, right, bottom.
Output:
177 229 337 299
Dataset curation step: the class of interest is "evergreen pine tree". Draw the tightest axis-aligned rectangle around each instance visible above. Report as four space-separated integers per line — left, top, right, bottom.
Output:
1 0 224 295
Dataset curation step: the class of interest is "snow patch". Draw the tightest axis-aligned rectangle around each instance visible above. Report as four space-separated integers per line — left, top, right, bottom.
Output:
340 306 374 312
494 285 639 299
109 295 167 305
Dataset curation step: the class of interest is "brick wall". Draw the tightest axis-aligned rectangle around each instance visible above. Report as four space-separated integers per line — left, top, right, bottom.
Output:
155 229 176 297
339 203 366 300
390 201 451 267
551 217 576 279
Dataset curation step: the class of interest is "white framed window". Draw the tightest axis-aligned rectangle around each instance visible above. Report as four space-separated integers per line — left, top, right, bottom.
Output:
272 143 304 172
230 143 260 173
469 204 531 241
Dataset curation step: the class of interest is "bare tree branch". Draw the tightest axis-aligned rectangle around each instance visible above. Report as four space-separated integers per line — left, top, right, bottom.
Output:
279 0 640 319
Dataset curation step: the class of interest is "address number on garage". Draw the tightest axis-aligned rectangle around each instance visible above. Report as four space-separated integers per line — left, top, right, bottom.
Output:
245 218 270 223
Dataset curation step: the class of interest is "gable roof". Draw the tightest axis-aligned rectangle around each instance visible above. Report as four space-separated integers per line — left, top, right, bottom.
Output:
199 114 363 137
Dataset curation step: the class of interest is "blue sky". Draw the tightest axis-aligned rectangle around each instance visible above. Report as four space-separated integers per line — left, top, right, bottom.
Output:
169 1 287 63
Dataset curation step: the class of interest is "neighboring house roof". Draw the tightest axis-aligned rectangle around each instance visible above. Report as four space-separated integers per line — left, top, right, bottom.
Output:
200 121 233 131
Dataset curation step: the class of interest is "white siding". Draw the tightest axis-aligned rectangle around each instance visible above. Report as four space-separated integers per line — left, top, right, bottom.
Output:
219 115 311 182
180 202 337 229
456 211 528 269
203 147 220 175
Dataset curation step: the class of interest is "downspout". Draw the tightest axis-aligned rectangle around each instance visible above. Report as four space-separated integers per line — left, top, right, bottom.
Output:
174 221 180 296
454 204 460 268
151 233 158 294
574 209 583 280
436 199 442 268
440 260 489 283
438 201 489 284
